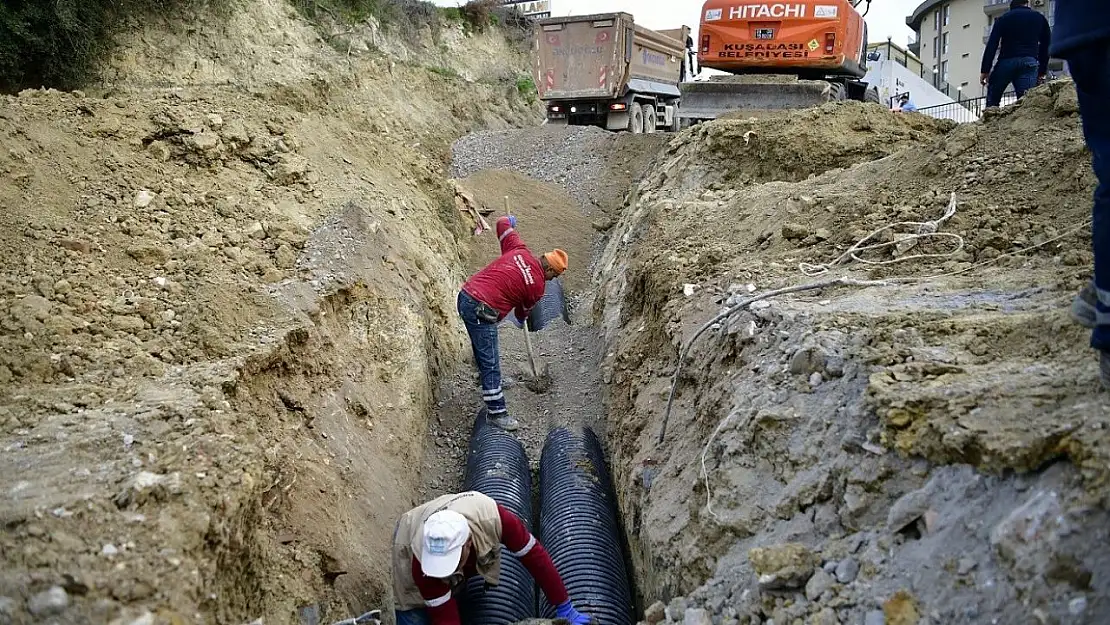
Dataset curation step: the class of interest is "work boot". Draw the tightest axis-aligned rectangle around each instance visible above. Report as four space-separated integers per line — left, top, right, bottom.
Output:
1071 280 1097 329
489 414 521 432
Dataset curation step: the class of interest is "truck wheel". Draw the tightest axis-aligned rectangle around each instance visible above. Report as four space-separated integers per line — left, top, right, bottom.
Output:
629 104 644 134
642 104 657 134
829 82 846 102
669 107 681 132
864 87 881 105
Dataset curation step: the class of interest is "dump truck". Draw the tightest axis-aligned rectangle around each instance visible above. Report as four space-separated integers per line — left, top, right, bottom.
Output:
534 13 690 133
679 0 881 123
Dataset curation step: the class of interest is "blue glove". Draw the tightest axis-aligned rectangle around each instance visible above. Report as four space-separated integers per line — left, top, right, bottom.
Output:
555 601 592 625
506 215 517 228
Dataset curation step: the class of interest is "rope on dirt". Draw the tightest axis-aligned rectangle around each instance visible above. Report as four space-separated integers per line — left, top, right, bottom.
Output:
901 218 1093 282
656 276 887 446
799 192 963 276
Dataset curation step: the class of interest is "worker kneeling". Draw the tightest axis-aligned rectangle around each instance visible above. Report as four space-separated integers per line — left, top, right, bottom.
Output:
392 491 593 625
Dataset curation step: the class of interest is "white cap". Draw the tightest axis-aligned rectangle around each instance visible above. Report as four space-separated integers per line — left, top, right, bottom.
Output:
421 510 471 578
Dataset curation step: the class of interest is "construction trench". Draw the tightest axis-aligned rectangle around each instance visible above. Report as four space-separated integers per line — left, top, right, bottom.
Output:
3 4 1110 625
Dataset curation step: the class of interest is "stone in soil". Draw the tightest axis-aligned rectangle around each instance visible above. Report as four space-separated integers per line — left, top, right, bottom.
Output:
644 601 666 624
835 557 860 583
749 542 820 590
887 488 930 533
665 596 689 622
883 590 920 625
27 586 69 617
805 568 837 601
683 608 712 625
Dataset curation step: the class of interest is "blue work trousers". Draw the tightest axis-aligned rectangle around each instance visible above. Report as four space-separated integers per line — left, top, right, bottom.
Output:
987 56 1040 107
457 290 507 416
395 609 430 625
1067 42 1110 350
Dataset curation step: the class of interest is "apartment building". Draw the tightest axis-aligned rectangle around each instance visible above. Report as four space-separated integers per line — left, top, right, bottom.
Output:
907 0 1061 101
867 40 924 76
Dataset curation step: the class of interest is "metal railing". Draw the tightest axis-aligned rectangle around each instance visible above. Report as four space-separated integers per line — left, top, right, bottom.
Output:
912 91 1018 123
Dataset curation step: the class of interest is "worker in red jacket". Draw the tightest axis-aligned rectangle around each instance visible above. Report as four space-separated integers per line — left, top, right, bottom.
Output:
392 491 592 625
457 215 568 431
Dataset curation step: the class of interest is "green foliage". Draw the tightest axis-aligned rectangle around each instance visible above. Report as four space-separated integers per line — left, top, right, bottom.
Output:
516 76 537 104
0 0 217 92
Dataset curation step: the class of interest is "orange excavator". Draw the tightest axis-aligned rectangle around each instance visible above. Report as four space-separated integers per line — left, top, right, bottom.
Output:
678 0 880 123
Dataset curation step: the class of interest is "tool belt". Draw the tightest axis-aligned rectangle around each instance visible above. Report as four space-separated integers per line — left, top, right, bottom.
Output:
475 300 500 324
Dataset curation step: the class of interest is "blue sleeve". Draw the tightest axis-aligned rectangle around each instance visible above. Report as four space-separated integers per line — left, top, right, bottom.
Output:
1039 17 1051 75
982 19 1002 74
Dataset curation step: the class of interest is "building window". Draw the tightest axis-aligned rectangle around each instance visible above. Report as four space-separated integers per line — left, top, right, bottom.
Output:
942 32 949 54
943 5 951 26
933 36 939 57
942 60 949 82
934 9 940 31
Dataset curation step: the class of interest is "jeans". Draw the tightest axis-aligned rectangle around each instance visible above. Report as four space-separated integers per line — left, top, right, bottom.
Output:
457 290 507 415
1066 42 1110 350
395 609 429 625
987 56 1040 107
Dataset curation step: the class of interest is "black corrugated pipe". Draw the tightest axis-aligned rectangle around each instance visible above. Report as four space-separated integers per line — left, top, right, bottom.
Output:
538 426 634 625
459 409 538 625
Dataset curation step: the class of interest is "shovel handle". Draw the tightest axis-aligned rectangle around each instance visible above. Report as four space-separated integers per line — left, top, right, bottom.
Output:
522 318 538 371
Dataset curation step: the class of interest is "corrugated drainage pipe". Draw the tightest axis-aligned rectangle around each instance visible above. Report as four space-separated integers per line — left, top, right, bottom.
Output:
459 409 538 625
538 426 634 625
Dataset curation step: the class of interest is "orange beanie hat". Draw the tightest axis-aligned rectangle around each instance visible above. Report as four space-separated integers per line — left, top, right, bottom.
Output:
544 249 568 274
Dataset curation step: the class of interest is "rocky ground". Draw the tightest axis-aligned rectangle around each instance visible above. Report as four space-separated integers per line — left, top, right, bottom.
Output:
3 1 1110 623
596 83 1110 624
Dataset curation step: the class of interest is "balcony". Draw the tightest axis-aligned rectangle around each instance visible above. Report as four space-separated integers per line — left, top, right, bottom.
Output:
984 0 1010 16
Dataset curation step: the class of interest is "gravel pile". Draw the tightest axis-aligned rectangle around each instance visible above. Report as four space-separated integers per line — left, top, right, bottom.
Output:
450 125 629 217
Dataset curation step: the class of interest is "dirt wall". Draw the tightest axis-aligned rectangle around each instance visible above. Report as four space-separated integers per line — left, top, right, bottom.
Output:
597 87 1110 624
0 2 541 623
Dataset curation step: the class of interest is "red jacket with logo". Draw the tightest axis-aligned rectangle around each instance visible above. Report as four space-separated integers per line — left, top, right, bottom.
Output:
462 217 545 322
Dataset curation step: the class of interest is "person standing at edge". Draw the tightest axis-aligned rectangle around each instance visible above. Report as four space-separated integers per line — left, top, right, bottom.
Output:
1053 0 1110 387
392 491 594 625
980 0 1052 108
457 215 568 431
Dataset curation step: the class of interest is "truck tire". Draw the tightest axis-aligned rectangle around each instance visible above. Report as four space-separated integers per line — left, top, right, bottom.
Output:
629 104 644 134
864 87 881 105
829 82 846 102
642 104 657 134
669 106 681 132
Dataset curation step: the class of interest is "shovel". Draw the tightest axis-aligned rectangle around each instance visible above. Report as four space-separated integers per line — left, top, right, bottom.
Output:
504 196 553 393
520 317 552 393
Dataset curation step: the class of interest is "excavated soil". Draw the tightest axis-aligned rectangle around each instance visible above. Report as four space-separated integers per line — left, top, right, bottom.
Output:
4 3 1109 624
0 2 541 623
597 83 1110 625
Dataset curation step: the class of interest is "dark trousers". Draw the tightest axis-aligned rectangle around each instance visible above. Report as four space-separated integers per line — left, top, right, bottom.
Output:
1067 43 1110 350
987 56 1040 107
457 291 507 415
395 609 429 625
